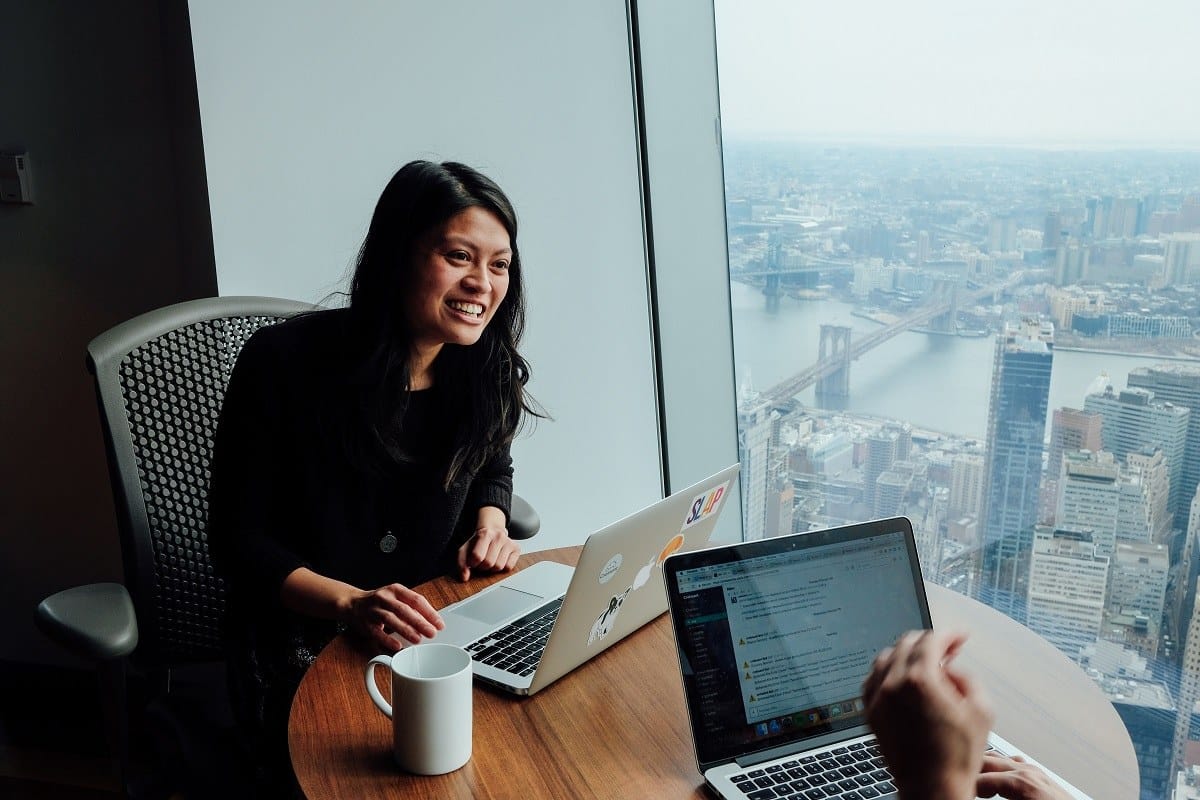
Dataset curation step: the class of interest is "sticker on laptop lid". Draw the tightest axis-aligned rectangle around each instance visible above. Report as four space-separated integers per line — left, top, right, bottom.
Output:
588 587 631 645
629 533 687 591
658 533 686 563
681 480 730 531
598 553 623 585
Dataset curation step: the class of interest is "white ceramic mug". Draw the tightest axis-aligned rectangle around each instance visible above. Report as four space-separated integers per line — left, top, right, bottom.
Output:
365 643 473 775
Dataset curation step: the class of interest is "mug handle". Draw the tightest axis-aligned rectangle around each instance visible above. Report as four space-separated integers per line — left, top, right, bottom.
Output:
365 654 393 718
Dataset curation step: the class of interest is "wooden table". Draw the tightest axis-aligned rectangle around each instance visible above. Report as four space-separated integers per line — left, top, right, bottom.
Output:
289 547 1139 799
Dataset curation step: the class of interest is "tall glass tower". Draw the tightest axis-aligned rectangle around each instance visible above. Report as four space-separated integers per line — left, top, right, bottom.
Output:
979 319 1054 620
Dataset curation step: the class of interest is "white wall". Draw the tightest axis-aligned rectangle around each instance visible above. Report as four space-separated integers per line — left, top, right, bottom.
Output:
188 1 664 550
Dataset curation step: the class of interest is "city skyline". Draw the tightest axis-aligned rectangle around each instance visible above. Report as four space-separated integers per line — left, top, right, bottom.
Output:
724 139 1200 798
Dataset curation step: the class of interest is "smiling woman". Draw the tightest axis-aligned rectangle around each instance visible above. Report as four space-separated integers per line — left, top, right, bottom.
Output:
206 160 543 794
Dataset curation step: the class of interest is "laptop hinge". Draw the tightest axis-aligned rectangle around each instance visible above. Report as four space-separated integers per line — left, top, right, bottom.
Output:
734 726 872 768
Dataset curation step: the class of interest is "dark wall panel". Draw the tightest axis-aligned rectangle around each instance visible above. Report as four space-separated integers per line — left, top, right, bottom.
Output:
0 0 216 666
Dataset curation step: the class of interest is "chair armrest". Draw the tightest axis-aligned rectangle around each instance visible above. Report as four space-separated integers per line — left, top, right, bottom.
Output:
35 583 139 662
508 494 541 540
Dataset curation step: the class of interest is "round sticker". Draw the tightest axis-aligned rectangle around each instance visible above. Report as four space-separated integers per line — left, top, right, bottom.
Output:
599 553 623 584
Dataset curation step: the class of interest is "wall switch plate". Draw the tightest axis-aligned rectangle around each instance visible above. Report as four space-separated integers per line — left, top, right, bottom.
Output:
0 152 34 204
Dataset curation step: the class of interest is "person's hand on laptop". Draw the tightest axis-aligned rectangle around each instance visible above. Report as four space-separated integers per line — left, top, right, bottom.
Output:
862 630 990 800
976 754 1075 800
346 583 445 652
863 630 1072 800
457 505 521 581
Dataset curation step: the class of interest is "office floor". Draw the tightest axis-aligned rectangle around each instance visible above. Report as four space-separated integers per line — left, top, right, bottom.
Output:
0 661 190 799
0 660 123 798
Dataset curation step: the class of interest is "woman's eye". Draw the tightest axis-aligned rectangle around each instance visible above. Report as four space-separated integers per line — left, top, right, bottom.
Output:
492 260 510 271
447 250 471 262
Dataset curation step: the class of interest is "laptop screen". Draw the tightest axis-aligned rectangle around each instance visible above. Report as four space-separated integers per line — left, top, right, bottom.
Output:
663 518 931 771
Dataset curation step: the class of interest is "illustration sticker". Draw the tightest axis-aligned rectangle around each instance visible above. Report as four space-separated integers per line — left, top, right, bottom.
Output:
681 480 730 531
598 553 623 585
588 587 631 645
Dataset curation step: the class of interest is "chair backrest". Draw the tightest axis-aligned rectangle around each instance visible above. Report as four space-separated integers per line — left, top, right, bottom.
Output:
88 296 316 665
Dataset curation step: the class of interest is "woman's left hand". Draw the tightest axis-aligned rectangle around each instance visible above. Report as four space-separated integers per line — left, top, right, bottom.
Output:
457 522 520 581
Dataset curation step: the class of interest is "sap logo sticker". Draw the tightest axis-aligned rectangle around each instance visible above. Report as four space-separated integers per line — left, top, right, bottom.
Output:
598 553 623 585
682 481 729 530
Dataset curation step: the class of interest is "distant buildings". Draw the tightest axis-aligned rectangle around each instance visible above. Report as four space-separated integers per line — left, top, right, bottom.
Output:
1105 676 1176 800
1173 765 1200 800
1129 363 1200 525
1084 385 1190 524
1162 233 1200 287
1053 242 1090 286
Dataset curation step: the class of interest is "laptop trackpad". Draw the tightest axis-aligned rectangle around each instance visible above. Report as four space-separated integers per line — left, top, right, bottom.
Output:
457 586 543 626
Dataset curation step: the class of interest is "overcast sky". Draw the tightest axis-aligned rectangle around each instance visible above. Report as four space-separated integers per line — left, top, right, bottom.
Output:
714 0 1200 147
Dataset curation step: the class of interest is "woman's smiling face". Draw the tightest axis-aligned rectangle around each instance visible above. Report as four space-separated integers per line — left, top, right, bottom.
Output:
405 205 512 355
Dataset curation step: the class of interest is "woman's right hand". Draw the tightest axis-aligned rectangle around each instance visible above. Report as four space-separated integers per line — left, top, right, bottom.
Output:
345 583 445 652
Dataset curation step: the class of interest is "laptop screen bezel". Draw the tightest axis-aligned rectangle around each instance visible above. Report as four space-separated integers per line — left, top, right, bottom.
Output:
662 516 933 773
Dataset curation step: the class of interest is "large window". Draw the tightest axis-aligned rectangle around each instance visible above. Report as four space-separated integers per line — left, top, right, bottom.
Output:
716 2 1200 797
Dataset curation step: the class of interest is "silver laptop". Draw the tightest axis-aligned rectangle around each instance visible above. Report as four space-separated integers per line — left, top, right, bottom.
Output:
662 516 1092 800
432 464 739 695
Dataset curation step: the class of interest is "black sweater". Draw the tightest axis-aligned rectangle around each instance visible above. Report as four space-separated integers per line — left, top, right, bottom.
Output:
207 308 512 728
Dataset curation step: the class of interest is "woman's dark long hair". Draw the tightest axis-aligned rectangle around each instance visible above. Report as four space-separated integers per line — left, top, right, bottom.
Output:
346 160 539 487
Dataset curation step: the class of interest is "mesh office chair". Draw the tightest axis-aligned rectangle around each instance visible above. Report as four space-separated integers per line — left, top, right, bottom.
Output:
36 296 541 794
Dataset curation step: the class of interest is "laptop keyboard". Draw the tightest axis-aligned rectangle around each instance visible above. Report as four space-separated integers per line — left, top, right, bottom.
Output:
728 740 895 800
464 598 563 677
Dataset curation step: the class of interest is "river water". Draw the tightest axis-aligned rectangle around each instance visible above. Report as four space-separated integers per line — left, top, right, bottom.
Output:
730 282 1189 440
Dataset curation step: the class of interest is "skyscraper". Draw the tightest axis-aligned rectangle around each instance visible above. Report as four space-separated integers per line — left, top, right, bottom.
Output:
987 213 1017 253
979 319 1054 619
1027 527 1109 662
1126 447 1172 542
763 473 794 539
738 396 776 541
1043 211 1063 251
1056 450 1122 556
1175 582 1200 775
1105 541 1168 657
1173 487 1200 658
1161 233 1200 287
1041 407 1104 524
949 453 985 518
863 427 900 511
1053 242 1089 286
1048 408 1104 480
